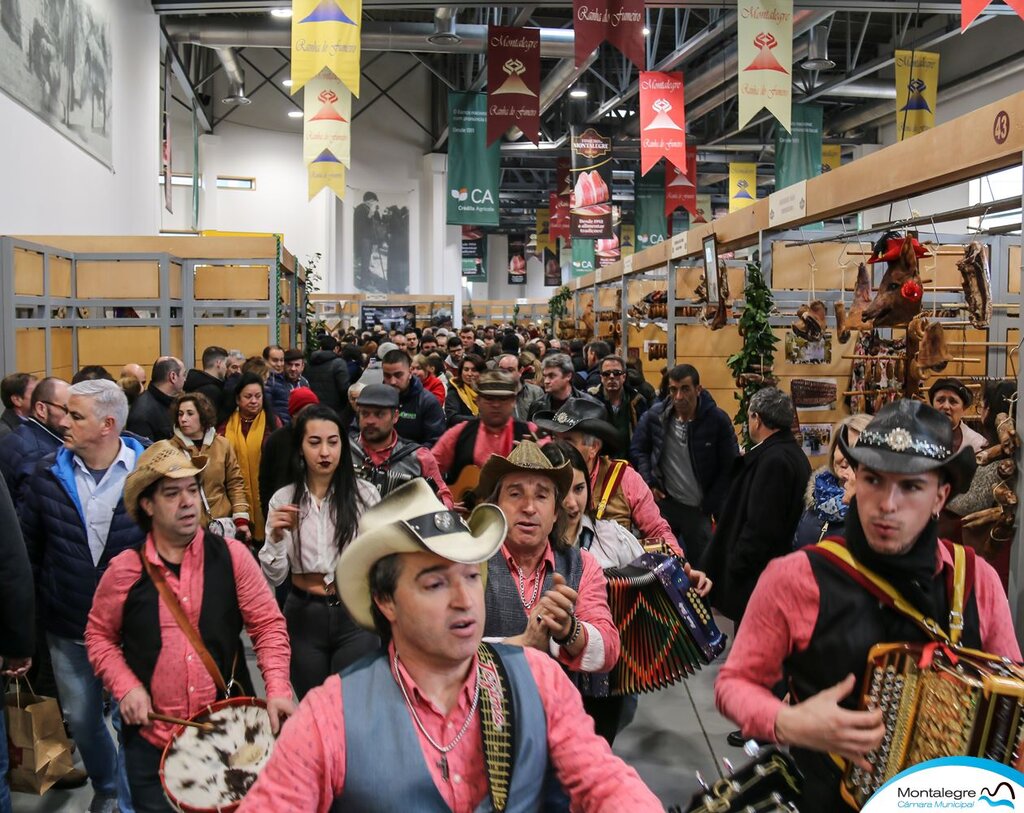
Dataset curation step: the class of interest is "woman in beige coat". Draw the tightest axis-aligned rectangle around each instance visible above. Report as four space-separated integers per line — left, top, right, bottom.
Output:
168 391 252 544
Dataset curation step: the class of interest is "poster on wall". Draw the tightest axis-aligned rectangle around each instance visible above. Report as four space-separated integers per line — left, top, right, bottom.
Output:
447 91 501 226
570 125 613 240
0 0 113 167
507 233 527 284
461 226 486 282
351 188 411 294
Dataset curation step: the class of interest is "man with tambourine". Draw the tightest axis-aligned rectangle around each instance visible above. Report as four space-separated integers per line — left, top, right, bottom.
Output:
715 400 1020 810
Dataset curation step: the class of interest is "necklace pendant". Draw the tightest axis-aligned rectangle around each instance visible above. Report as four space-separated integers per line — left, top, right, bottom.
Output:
439 754 449 782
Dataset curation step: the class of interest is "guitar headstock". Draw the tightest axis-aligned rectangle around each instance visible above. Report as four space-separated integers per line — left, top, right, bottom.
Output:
671 746 803 813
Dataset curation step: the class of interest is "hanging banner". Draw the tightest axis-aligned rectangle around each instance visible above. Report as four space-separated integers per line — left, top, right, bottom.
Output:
635 165 667 251
487 26 541 146
729 162 758 212
670 210 689 236
162 47 172 214
543 240 561 286
291 0 363 98
447 92 501 226
536 207 552 251
572 238 595 277
573 0 645 70
550 158 572 241
693 193 712 224
665 145 697 218
738 0 793 132
639 72 687 176
570 126 613 240
621 225 635 258
304 71 352 170
596 207 621 269
507 233 527 285
962 0 1024 30
775 103 822 190
821 143 842 174
462 227 487 282
895 50 939 141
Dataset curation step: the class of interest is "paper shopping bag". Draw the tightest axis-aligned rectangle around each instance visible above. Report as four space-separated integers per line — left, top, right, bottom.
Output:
5 683 76 795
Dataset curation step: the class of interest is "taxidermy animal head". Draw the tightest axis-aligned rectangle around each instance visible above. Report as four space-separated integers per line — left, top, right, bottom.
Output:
861 231 927 328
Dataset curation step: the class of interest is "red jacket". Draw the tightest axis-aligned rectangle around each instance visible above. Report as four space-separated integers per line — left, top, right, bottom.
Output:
421 374 445 405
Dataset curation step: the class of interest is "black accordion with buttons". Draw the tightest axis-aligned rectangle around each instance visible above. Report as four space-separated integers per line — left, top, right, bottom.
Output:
603 552 727 695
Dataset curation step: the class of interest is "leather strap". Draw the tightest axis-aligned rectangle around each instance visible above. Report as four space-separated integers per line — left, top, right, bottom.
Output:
139 549 228 696
477 643 515 813
594 459 628 520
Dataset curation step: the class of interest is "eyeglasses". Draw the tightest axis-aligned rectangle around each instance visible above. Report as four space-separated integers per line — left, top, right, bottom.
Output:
600 370 625 378
42 401 69 415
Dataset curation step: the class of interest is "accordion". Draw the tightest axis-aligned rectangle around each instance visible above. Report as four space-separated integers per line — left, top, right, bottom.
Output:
842 642 1024 809
603 552 727 696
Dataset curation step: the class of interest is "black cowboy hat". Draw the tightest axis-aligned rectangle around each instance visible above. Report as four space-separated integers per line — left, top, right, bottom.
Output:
534 398 620 453
838 400 976 496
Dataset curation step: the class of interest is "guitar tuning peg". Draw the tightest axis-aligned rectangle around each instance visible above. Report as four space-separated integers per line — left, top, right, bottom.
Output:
694 771 709 792
743 740 761 758
721 757 734 775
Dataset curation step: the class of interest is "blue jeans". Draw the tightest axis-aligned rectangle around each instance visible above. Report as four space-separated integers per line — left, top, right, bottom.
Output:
47 634 134 809
0 696 11 813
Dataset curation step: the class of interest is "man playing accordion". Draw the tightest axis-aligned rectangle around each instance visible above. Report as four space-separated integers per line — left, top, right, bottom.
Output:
715 400 1020 810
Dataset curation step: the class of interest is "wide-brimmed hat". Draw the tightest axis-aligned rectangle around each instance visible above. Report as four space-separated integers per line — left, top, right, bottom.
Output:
927 377 973 409
336 479 506 630
534 398 620 452
476 439 573 500
838 400 976 496
476 370 517 398
124 441 208 523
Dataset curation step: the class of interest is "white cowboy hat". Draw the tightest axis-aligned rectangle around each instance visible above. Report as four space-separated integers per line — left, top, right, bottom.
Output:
336 479 507 630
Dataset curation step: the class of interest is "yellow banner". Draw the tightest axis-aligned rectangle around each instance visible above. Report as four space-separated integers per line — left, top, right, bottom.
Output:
291 0 362 98
308 159 346 201
738 0 793 132
536 207 555 255
821 143 842 173
621 224 635 258
895 50 939 141
729 163 758 212
304 71 352 166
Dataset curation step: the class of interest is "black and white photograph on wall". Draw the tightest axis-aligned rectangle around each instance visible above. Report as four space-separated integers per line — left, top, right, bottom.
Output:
360 304 415 333
351 188 411 294
0 0 112 166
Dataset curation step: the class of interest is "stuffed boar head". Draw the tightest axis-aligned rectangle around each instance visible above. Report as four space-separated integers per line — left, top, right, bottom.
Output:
861 231 927 328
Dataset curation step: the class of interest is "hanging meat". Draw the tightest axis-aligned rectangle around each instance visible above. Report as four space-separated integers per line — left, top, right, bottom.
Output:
792 300 827 342
907 314 950 372
834 302 850 343
846 262 873 330
957 241 992 329
861 231 928 327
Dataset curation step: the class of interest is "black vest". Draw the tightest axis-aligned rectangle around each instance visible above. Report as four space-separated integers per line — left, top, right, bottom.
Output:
350 436 424 498
784 542 982 810
122 533 254 704
447 419 533 485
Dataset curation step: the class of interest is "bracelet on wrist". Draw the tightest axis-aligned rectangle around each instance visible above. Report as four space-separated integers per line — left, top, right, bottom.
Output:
554 616 582 646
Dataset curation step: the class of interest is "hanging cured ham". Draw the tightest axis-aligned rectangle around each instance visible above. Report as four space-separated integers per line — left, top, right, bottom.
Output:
957 241 992 329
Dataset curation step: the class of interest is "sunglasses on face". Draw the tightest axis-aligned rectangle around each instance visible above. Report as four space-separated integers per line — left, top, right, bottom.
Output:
600 370 625 378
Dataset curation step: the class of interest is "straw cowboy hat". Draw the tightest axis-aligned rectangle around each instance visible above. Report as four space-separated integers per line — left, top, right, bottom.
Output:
336 479 507 630
123 441 207 523
838 399 976 497
475 439 573 502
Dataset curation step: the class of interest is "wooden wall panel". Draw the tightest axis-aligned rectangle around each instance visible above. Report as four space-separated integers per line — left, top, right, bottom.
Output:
52 328 73 372
674 264 746 300
51 258 72 297
16 329 45 374
77 261 160 299
1009 245 1021 295
194 265 271 301
78 327 162 371
195 326 270 359
14 235 279 259
170 327 183 365
169 263 182 300
675 324 744 358
14 249 44 296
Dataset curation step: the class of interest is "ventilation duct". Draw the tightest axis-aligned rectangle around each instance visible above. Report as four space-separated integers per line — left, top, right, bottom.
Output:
801 26 835 71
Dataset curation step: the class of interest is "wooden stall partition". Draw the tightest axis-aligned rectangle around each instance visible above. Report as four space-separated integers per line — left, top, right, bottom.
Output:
14 248 44 296
77 260 161 299
194 264 272 301
674 264 746 301
169 263 183 300
51 329 73 381
51 257 72 297
16 329 46 376
1009 244 1021 294
77 327 162 373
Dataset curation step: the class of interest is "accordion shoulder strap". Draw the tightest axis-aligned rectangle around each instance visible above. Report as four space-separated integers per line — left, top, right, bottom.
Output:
594 459 629 520
810 540 964 646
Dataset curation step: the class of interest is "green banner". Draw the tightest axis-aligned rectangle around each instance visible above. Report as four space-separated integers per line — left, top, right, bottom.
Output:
461 230 487 282
447 92 500 226
572 239 595 278
775 104 823 190
634 165 667 252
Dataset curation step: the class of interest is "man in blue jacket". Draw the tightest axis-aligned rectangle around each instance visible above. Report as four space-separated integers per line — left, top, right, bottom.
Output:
631 363 738 565
20 379 146 813
381 349 445 447
0 376 69 505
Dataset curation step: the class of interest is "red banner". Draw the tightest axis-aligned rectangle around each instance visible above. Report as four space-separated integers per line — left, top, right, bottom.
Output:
665 145 697 218
550 159 572 241
962 0 1024 29
639 71 686 176
487 26 541 145
573 0 646 69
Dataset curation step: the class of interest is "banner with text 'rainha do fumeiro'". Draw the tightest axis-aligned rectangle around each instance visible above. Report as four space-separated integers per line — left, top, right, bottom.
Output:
291 0 363 97
737 0 793 132
573 0 645 69
665 145 698 219
447 92 501 227
639 72 687 176
487 26 541 145
549 158 572 242
570 126 613 240
305 70 352 200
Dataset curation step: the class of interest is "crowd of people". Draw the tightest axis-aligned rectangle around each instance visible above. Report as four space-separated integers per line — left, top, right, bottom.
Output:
0 322 1018 813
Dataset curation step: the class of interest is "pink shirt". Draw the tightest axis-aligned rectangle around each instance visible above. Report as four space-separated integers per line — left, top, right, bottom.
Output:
237 645 661 813
361 430 454 508
85 533 292 749
433 419 541 477
497 542 620 673
589 460 679 556
715 543 1022 743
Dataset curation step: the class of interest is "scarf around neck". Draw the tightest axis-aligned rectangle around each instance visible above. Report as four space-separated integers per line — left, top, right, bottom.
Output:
452 381 479 416
226 410 267 537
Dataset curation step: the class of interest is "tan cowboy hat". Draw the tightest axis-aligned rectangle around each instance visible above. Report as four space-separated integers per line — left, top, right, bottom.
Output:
123 441 207 523
475 439 573 502
336 479 507 631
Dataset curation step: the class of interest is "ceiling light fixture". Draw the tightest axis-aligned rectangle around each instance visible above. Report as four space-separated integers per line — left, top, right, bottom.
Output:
427 14 461 45
288 110 303 118
270 8 293 18
282 78 293 87
801 26 835 71
221 82 251 105
570 88 588 98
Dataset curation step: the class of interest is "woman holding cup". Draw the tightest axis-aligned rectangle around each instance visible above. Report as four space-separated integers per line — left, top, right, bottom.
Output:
259 405 380 698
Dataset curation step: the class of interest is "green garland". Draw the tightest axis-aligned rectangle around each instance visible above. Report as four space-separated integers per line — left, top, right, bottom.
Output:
726 258 778 449
548 286 572 336
303 252 326 358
